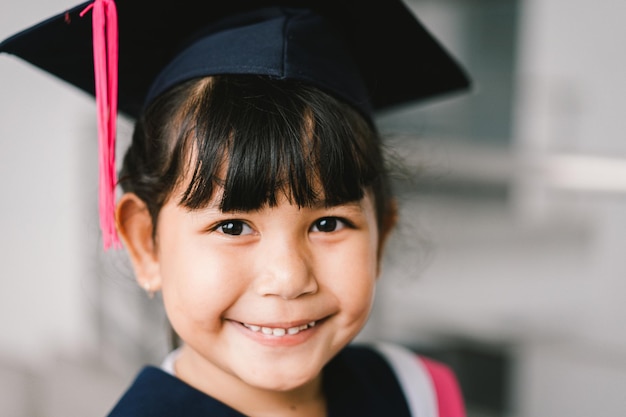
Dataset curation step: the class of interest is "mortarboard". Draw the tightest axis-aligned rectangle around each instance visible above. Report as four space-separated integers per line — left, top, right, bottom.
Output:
0 0 470 248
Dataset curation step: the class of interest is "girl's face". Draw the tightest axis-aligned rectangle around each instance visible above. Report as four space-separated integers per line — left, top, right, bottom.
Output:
147 188 381 394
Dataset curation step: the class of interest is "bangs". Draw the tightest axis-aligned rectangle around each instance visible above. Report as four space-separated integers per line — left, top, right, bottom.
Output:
177 75 382 212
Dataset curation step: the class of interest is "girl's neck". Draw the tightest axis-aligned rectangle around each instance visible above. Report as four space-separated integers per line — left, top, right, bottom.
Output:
174 345 327 417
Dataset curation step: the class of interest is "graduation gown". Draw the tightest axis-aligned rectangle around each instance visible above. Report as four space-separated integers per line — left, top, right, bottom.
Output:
107 343 465 417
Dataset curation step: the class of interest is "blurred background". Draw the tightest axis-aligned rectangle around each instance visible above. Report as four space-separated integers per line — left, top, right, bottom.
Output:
2 0 626 415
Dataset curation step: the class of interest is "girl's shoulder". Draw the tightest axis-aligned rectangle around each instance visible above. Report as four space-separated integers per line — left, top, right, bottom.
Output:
105 366 246 417
369 342 466 417
323 343 465 417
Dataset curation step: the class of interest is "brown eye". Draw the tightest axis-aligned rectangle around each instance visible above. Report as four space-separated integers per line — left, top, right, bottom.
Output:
311 217 344 233
218 220 252 236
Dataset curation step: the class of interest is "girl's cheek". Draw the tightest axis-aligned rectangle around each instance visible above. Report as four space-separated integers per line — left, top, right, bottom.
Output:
163 250 249 303
162 279 224 333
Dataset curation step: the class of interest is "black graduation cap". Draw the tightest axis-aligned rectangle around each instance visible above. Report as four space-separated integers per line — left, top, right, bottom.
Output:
0 0 470 248
0 0 469 119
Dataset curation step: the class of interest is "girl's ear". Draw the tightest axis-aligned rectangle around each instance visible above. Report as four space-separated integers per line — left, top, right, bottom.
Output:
116 193 162 293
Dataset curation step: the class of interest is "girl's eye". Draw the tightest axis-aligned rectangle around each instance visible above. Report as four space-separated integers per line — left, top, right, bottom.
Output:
216 220 253 236
311 217 346 233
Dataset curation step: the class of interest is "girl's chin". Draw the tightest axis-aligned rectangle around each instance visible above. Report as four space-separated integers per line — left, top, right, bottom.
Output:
235 364 322 393
227 364 324 393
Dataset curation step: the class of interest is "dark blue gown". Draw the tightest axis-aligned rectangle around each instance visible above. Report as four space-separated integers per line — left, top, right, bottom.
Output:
107 345 412 417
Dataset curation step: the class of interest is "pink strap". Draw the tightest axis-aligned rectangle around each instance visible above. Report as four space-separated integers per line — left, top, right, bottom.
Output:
420 357 466 417
81 0 120 249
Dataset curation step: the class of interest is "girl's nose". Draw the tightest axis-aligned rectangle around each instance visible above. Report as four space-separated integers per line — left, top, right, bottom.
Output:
253 238 318 300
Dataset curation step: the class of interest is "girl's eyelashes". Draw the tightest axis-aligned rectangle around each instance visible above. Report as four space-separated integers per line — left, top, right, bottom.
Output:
208 215 354 236
213 220 254 236
310 217 352 233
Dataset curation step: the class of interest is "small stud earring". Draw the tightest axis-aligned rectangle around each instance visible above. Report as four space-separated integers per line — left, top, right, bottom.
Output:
143 281 155 299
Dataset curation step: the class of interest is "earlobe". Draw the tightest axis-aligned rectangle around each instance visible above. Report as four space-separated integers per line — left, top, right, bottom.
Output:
116 193 162 294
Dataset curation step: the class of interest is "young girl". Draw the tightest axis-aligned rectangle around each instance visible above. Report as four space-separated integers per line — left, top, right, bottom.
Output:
1 1 470 416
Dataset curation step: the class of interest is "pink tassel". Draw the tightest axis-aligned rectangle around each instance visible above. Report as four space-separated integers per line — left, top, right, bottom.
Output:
81 0 120 249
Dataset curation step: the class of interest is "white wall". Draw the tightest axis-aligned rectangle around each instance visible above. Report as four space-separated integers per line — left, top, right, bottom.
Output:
512 1 626 414
0 0 100 364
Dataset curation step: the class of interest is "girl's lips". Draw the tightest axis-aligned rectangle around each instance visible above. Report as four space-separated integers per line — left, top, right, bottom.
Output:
228 317 328 346
241 320 317 337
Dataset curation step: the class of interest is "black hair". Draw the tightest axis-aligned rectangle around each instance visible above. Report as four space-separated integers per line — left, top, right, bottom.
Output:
119 75 393 232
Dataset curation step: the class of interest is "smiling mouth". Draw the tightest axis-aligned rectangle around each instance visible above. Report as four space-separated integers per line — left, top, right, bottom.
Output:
241 321 317 337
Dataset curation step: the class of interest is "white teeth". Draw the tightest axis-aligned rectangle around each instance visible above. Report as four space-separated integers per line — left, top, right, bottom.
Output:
272 328 286 336
242 321 317 337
